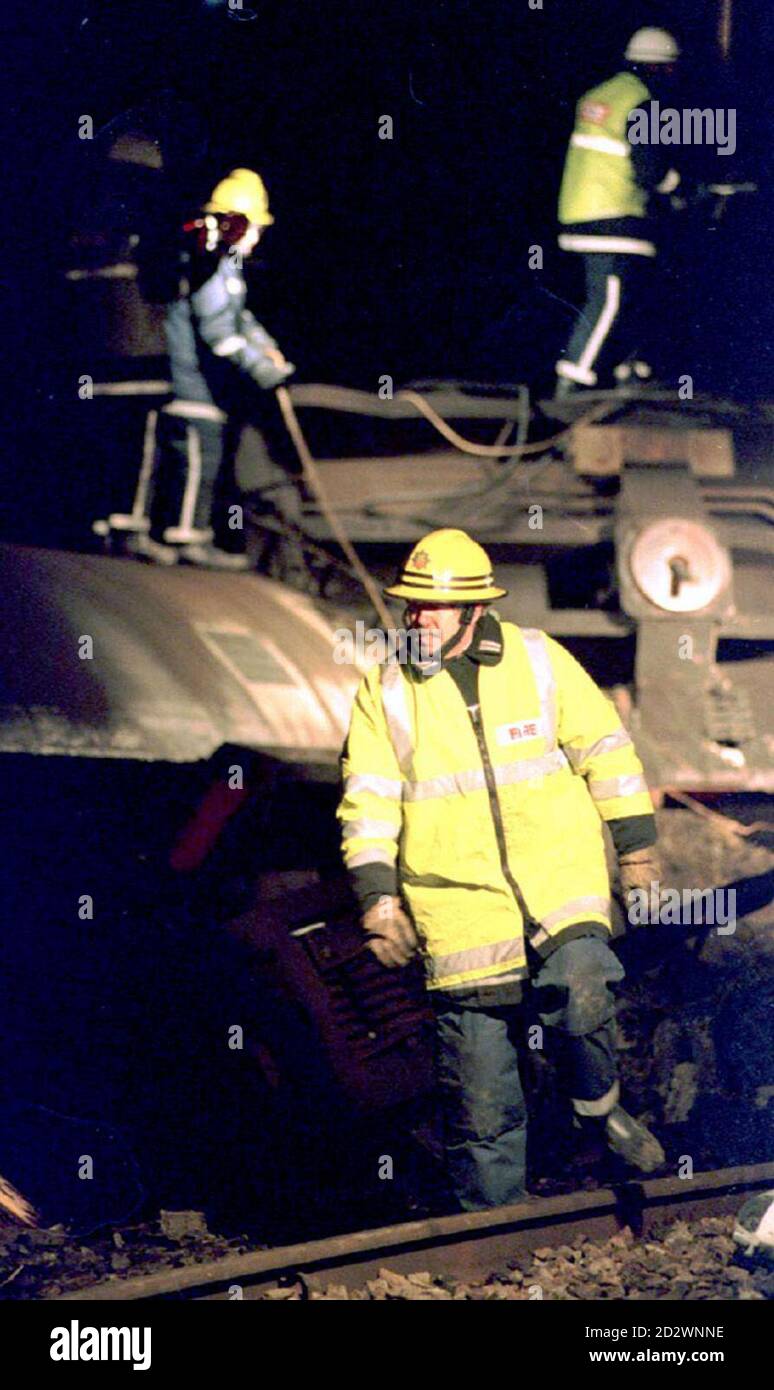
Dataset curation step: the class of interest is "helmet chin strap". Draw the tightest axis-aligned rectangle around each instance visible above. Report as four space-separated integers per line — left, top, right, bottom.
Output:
406 603 481 672
436 603 478 664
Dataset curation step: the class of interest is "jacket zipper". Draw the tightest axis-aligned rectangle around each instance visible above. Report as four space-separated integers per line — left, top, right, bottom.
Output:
467 701 535 931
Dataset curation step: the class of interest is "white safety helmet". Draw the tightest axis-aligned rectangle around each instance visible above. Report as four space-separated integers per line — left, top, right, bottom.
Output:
625 27 680 65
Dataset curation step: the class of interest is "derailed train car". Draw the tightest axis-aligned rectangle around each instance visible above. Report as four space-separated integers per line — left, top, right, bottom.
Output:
0 545 437 1226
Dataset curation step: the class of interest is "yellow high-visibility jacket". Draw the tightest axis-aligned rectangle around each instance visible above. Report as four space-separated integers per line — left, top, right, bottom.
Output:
558 71 650 225
338 621 654 991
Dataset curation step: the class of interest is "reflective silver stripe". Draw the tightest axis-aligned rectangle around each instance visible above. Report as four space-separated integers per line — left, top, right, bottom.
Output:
520 629 558 750
129 408 158 522
162 525 212 543
402 750 569 803
212 334 248 357
578 273 620 381
404 767 486 802
530 895 612 950
346 847 396 869
656 167 680 194
442 969 526 992
570 131 629 157
564 728 633 771
162 399 228 422
380 662 414 774
572 1080 620 1118
179 425 202 536
342 817 400 841
430 937 527 981
496 749 569 786
540 894 611 928
588 774 649 801
344 772 403 800
556 357 596 386
558 233 657 257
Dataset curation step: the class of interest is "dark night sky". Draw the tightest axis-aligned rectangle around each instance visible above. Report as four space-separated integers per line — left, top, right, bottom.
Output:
4 0 773 535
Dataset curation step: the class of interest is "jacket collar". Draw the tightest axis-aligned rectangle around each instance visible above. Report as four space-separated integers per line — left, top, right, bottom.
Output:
466 610 504 666
406 609 504 679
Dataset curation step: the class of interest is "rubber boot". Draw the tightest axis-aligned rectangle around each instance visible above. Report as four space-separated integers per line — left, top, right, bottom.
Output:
604 1105 665 1173
178 543 251 571
553 376 585 401
124 532 179 566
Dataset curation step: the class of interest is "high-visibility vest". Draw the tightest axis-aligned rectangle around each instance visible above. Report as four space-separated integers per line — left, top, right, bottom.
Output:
338 622 654 991
558 71 651 225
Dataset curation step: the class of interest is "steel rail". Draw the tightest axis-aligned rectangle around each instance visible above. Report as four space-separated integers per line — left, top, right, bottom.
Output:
49 1162 774 1302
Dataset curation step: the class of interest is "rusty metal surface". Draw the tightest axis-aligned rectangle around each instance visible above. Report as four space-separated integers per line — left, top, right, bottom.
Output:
0 544 358 763
224 899 436 1112
50 1162 774 1301
289 382 531 420
570 423 735 477
613 463 774 793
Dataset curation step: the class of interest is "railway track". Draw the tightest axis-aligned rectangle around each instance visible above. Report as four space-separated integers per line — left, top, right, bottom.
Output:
49 1162 774 1302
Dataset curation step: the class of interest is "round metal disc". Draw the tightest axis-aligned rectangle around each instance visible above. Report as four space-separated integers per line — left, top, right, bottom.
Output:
629 519 730 613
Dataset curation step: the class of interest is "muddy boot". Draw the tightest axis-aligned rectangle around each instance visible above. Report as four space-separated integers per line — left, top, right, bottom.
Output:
553 376 585 401
178 543 252 571
604 1105 665 1173
124 532 180 566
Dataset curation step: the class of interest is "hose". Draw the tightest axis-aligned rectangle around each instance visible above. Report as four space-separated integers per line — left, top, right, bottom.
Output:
275 382 668 611
276 385 393 627
394 388 618 457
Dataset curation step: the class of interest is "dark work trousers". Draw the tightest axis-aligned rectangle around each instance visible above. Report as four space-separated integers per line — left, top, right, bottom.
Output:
432 935 624 1211
556 252 655 389
147 391 307 575
149 408 227 545
234 394 308 581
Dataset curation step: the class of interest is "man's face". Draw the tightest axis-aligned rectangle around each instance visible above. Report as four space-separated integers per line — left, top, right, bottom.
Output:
403 602 482 659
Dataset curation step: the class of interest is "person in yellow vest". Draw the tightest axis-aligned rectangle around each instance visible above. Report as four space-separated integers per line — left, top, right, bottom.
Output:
554 28 682 398
338 529 665 1210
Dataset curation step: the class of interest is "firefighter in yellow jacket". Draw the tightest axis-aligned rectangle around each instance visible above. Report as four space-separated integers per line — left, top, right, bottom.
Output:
555 28 682 396
338 529 665 1209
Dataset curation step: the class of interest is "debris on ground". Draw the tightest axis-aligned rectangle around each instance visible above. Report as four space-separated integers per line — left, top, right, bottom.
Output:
0 1215 256 1301
269 1217 773 1301
159 1210 209 1241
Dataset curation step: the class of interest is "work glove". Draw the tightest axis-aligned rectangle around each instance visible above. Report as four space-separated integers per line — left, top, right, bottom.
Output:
362 895 418 969
251 347 296 390
618 849 662 924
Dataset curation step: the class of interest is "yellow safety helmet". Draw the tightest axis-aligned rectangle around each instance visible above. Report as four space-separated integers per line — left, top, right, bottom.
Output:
204 168 274 226
384 529 507 603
